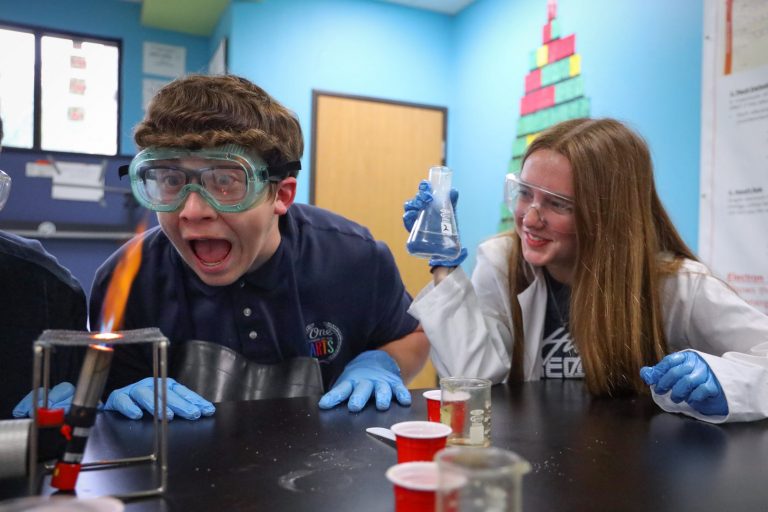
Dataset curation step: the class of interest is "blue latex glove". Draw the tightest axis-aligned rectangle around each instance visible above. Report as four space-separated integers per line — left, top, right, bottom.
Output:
403 180 435 232
318 350 412 412
12 382 75 418
640 351 728 416
102 377 216 421
403 180 467 267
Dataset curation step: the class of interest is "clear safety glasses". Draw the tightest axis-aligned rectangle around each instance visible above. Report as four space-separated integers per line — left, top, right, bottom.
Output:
120 144 301 213
504 173 576 233
0 170 11 211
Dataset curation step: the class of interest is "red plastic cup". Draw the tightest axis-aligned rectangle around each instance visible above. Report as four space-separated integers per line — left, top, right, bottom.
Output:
386 461 438 512
423 389 442 422
390 421 452 463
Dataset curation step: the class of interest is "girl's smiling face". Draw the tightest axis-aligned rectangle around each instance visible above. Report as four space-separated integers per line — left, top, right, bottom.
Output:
516 149 578 284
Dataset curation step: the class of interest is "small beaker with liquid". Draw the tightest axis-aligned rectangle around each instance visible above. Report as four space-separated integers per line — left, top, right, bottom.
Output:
439 377 492 448
406 166 461 261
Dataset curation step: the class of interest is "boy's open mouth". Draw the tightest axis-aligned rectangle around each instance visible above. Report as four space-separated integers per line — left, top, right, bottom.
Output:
191 239 232 266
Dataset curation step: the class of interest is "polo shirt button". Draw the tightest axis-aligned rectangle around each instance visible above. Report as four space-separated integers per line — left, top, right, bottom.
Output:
239 281 245 288
243 307 252 317
249 331 258 340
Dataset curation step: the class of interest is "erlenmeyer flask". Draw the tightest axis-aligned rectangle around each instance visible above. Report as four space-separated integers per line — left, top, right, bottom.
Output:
406 166 461 261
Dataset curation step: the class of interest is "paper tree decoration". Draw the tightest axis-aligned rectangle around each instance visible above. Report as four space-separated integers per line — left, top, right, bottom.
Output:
499 0 590 231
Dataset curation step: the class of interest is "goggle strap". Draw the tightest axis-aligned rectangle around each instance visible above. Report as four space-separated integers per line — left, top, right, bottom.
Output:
267 160 301 180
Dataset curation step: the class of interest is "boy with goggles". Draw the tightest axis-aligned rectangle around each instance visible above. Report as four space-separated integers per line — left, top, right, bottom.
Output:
403 118 768 424
74 75 428 421
0 117 87 419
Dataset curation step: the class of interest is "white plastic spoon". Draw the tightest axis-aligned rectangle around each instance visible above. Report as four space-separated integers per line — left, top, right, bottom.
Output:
366 426 397 447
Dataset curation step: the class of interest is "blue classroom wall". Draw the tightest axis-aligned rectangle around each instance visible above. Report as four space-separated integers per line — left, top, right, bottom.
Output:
0 0 704 300
449 0 703 271
0 0 210 297
224 0 703 273
223 0 453 206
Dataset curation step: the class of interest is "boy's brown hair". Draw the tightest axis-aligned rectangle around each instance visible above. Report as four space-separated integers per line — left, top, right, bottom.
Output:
134 74 303 169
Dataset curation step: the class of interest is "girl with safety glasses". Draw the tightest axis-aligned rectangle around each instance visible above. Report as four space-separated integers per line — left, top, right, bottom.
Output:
403 117 768 424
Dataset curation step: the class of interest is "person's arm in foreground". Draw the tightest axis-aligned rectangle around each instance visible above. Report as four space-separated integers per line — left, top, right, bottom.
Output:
318 327 429 413
380 327 430 383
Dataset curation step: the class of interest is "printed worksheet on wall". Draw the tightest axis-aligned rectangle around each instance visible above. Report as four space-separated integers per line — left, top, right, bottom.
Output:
700 0 768 314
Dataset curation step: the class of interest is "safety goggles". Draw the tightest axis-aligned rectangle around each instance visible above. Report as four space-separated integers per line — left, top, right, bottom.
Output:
504 173 575 233
119 144 301 213
0 170 11 211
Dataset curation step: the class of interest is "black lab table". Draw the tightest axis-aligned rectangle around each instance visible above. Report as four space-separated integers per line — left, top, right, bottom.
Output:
1 380 766 511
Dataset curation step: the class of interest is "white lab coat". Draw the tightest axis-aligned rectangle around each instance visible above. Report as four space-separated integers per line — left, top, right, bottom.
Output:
409 235 768 423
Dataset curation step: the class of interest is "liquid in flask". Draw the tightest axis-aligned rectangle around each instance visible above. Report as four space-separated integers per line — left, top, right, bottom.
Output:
406 165 462 261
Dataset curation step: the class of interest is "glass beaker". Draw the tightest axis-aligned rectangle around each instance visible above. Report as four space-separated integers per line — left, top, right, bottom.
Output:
406 166 461 261
440 377 492 447
435 447 531 512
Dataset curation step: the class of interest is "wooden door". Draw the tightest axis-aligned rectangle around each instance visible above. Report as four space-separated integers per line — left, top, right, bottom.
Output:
311 91 446 388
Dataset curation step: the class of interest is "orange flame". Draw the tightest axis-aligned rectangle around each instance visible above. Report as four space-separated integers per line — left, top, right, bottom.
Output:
100 216 149 333
91 332 122 342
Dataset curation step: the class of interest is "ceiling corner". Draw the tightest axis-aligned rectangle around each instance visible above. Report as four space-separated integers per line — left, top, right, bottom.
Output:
141 0 230 37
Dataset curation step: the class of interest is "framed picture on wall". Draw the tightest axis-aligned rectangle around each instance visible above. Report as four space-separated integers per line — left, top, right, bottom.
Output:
208 38 227 76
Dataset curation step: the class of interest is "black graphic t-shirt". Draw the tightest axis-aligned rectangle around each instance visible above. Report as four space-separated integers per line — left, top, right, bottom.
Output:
541 271 584 379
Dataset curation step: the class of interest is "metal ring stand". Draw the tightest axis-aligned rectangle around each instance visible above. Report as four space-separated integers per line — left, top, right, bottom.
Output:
27 328 169 501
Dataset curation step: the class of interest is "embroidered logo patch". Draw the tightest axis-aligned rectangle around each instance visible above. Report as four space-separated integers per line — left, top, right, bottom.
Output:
305 321 343 363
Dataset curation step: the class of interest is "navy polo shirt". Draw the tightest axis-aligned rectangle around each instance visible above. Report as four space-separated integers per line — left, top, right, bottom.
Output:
90 203 419 392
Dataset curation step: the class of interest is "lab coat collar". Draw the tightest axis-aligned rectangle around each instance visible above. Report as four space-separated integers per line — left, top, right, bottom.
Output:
518 264 547 381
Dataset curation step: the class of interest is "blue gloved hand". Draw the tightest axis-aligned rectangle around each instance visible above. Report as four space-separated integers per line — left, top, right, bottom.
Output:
403 180 435 232
102 377 216 421
12 382 75 418
318 350 412 412
403 180 466 267
640 351 728 416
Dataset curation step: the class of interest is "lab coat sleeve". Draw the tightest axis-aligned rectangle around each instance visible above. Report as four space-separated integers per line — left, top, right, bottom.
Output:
408 241 515 383
654 265 768 422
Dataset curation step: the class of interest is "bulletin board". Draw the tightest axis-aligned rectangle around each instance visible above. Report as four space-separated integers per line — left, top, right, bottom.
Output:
0 150 144 239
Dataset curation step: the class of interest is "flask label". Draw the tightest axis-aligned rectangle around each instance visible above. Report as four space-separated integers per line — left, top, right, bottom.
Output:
440 208 453 235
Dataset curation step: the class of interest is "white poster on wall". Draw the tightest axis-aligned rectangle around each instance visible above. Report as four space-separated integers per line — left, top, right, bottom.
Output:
143 42 186 78
51 162 105 202
700 0 768 313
